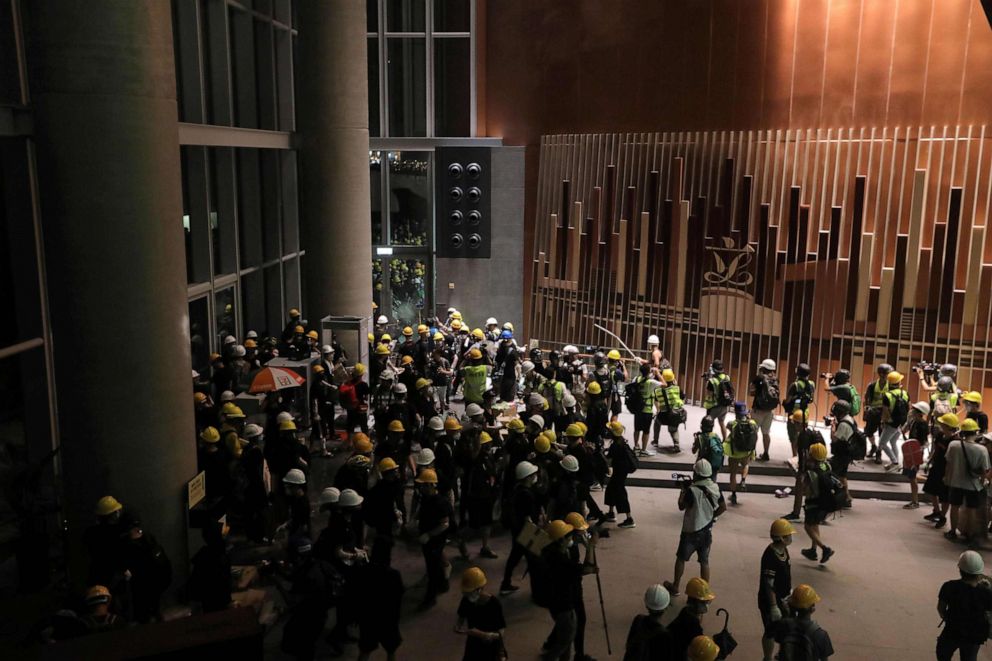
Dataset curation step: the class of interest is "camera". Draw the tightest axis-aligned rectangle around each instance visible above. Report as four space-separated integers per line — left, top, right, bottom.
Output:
915 361 938 377
822 414 835 426
672 472 693 483
701 367 715 380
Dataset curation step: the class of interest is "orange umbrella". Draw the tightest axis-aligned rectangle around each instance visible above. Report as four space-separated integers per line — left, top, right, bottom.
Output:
249 366 305 393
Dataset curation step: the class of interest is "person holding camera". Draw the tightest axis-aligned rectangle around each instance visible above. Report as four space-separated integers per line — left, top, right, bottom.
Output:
783 363 815 456
662 459 726 597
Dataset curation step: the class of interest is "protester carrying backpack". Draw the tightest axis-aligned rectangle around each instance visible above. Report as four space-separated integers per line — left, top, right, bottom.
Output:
693 417 724 475
773 584 835 660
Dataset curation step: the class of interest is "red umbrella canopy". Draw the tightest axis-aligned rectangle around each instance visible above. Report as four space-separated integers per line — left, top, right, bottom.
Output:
249 366 305 393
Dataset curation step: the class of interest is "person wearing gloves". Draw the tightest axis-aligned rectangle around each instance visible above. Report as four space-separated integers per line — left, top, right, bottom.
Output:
456 567 507 661
663 460 726 597
622 583 675 660
759 519 795 661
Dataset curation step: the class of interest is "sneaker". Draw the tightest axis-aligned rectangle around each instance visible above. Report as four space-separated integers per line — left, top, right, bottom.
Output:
903 502 920 509
729 492 738 505
618 518 636 529
801 548 818 561
479 547 499 559
843 500 853 509
783 511 801 521
885 463 900 472
758 452 770 462
923 512 939 521
499 583 519 595
604 512 617 522
635 448 647 457
934 516 947 529
662 580 680 596
944 530 959 541
644 448 657 457
819 547 835 564
739 479 747 491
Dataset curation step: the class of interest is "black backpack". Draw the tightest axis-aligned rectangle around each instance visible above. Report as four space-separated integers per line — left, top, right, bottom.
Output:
816 467 846 513
755 376 780 410
778 620 820 661
839 419 867 460
889 392 909 426
731 419 758 453
625 378 646 414
784 380 814 412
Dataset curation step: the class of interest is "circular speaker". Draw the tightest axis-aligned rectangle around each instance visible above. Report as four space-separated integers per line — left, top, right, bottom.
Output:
467 210 482 225
449 187 463 202
450 233 464 249
466 162 482 179
467 187 482 203
448 162 463 178
449 210 463 225
468 233 482 249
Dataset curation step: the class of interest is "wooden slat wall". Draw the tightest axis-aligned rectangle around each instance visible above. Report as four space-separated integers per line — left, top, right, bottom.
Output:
529 129 992 413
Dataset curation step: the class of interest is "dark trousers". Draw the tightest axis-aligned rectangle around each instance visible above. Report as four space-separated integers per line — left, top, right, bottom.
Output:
543 609 577 660
573 594 587 657
422 536 447 601
347 409 368 434
502 539 527 587
936 633 981 661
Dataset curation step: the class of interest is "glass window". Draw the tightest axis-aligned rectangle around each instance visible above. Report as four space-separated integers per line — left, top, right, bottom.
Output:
189 297 210 372
367 0 378 32
434 38 471 136
368 37 380 137
389 257 427 326
237 148 263 268
370 150 383 244
254 17 277 131
387 0 425 32
0 139 42 348
281 151 300 254
372 258 383 311
215 287 237 347
388 151 431 246
387 38 427 137
283 256 300 317
240 270 266 338
275 27 295 131
229 6 259 129
0 2 21 105
264 265 283 337
211 148 238 276
260 150 282 262
434 0 470 32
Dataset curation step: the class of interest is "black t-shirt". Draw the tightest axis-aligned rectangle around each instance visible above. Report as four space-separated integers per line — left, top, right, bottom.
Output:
967 411 989 435
543 547 582 614
772 617 834 658
510 485 539 534
418 493 452 536
751 374 777 411
667 607 703 660
758 545 791 608
623 614 675 661
939 579 992 643
457 595 506 661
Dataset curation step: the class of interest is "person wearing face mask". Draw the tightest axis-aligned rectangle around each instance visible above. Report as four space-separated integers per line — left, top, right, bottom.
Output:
459 431 500 559
564 512 598 661
415 468 452 611
667 577 716 660
759 519 795 661
623 583 675 660
364 458 403 566
662 460 726 598
539 519 598 661
500 460 544 595
772 584 834 659
456 567 507 661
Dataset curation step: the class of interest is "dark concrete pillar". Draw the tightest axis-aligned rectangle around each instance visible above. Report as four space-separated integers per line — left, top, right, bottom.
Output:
297 0 373 320
24 1 197 585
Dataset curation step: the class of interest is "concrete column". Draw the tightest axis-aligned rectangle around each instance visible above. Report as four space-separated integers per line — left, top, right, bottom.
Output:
297 0 373 320
24 1 197 585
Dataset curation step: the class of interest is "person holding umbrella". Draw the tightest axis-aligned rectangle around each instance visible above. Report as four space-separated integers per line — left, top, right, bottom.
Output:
668 577 716 659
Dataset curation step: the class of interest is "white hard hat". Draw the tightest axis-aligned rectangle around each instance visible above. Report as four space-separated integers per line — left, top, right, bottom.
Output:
644 584 671 611
318 487 340 507
959 550 985 575
220 390 236 402
647 334 660 345
563 345 579 354
912 401 932 416
559 455 580 473
693 458 713 478
428 416 445 431
515 461 538 480
528 393 545 407
244 423 264 439
246 330 258 339
377 315 388 325
503 322 514 331
528 414 545 429
521 361 535 374
233 345 246 357
562 391 577 408
321 345 333 354
486 317 498 326
760 359 776 371
192 369 199 379
416 448 436 465
277 411 294 423
338 488 364 508
448 307 457 314
223 335 237 345
466 403 484 417
392 383 407 394
283 468 306 485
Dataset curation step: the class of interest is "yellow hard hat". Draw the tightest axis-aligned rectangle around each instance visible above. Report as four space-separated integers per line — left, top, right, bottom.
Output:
209 352 222 363
963 391 983 405
353 434 373 453
279 419 297 431
444 417 462 431
564 512 589 531
938 412 961 429
372 302 378 309
607 421 625 436
507 418 526 432
662 369 676 382
226 406 245 419
85 584 112 605
451 311 462 320
194 392 208 404
433 332 444 341
575 421 588 435
417 324 429 334
416 378 432 390
770 518 796 538
544 429 557 443
306 330 318 340
685 577 715 601
313 365 325 374
687 635 720 661
960 418 980 433
380 333 392 343
564 423 584 438
402 326 414 337
534 435 551 453
607 349 622 361
94 496 123 517
294 325 305 334
415 468 438 484
375 344 391 355
546 519 575 541
479 431 493 444
461 566 487 592
789 584 821 610
809 443 827 461
353 363 367 376
791 410 806 424
221 402 238 415
200 426 221 443
401 355 414 365
451 319 463 330
587 381 602 395
388 420 405 433
368 332 376 342
289 308 301 317
469 348 483 360
244 339 257 349
378 457 399 472
886 370 904 385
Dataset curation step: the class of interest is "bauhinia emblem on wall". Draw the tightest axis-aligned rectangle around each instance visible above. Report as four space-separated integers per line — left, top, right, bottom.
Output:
703 237 755 288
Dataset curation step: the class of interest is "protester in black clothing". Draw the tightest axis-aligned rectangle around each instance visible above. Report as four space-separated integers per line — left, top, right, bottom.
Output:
759 519 795 660
605 421 637 528
553 454 584 519
241 424 269 543
356 543 404 661
963 392 989 434
500 461 543 595
936 551 992 661
772 584 834 660
416 468 452 611
667 577 715 660
188 519 232 613
83 496 134 591
119 524 171 623
623 584 676 661
456 566 507 661
197 426 231 501
364 458 403 565
496 332 520 402
539 519 595 661
280 536 339 661
281 469 311 539
563 513 598 661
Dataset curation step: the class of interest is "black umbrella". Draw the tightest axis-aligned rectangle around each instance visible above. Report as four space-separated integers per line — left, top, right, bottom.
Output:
713 607 739 658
